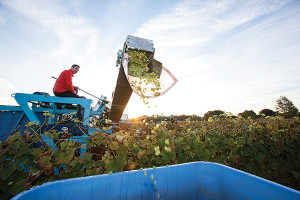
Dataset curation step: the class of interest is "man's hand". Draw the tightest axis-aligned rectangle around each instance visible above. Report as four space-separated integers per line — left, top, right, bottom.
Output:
74 86 79 94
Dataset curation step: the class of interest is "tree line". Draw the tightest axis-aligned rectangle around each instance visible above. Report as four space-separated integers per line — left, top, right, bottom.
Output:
173 96 299 121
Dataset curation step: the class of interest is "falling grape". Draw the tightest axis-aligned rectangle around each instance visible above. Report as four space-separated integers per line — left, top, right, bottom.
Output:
151 174 154 180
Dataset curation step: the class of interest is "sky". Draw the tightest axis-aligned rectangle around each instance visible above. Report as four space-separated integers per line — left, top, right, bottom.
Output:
0 0 300 119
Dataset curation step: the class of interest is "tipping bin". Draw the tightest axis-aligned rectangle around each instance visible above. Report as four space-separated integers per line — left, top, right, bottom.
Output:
12 162 300 200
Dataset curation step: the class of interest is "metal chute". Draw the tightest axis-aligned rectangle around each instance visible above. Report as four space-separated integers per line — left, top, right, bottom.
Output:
109 64 133 123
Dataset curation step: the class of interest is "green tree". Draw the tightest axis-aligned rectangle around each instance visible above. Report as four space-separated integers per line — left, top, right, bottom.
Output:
259 108 276 117
238 110 257 119
203 110 225 121
275 96 299 118
190 114 202 121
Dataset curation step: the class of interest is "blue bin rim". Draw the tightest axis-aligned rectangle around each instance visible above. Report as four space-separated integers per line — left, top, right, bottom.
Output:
12 161 300 199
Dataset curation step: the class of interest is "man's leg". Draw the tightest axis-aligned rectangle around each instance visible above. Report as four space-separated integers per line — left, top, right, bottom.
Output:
53 91 80 109
53 91 84 121
53 91 80 98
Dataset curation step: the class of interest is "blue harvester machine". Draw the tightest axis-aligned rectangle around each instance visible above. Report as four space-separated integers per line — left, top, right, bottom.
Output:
0 35 164 153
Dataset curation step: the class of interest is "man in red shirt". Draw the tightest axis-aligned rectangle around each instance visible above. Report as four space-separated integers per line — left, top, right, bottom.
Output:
53 64 80 98
53 64 85 110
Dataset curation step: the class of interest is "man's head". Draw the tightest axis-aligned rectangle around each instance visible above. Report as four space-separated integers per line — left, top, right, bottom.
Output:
71 64 80 74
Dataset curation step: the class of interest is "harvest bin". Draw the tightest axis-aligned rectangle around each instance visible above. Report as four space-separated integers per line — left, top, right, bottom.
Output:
12 162 300 200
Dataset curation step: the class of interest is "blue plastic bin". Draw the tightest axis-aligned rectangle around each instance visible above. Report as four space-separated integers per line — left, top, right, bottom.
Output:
12 162 300 200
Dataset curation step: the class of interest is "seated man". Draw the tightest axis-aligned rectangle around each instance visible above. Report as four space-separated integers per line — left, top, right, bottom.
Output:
53 64 84 110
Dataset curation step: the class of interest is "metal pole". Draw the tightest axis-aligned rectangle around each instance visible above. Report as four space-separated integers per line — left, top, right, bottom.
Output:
51 76 101 100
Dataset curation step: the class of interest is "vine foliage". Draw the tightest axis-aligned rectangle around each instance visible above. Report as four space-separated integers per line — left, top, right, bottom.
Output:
0 115 300 199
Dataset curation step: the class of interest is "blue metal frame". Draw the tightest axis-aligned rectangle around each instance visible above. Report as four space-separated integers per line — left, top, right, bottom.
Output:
116 49 122 67
0 93 111 155
13 93 93 125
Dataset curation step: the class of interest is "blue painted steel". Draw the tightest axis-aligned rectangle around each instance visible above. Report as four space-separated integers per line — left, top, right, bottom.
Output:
0 109 28 141
0 93 107 127
0 105 23 111
0 107 89 141
13 93 93 125
11 162 300 200
0 93 110 155
116 49 122 67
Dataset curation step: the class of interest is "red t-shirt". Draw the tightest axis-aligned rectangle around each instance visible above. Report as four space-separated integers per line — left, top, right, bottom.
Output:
53 69 75 93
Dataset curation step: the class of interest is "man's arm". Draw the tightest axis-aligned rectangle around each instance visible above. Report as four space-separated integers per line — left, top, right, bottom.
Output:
65 71 75 93
74 86 79 94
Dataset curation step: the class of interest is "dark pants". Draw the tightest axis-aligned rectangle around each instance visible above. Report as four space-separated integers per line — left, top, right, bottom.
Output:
53 91 84 121
53 91 80 98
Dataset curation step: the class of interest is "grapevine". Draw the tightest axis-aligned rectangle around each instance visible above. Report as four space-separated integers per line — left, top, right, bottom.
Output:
0 115 299 199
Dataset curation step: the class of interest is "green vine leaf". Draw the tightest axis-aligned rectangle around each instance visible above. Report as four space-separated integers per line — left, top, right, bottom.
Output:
55 151 74 165
0 168 14 181
83 152 93 161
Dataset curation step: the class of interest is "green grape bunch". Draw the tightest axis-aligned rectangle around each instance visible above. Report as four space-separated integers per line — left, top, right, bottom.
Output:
127 49 161 102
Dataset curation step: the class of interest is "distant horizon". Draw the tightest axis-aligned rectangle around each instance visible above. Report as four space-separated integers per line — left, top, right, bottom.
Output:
129 111 273 118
